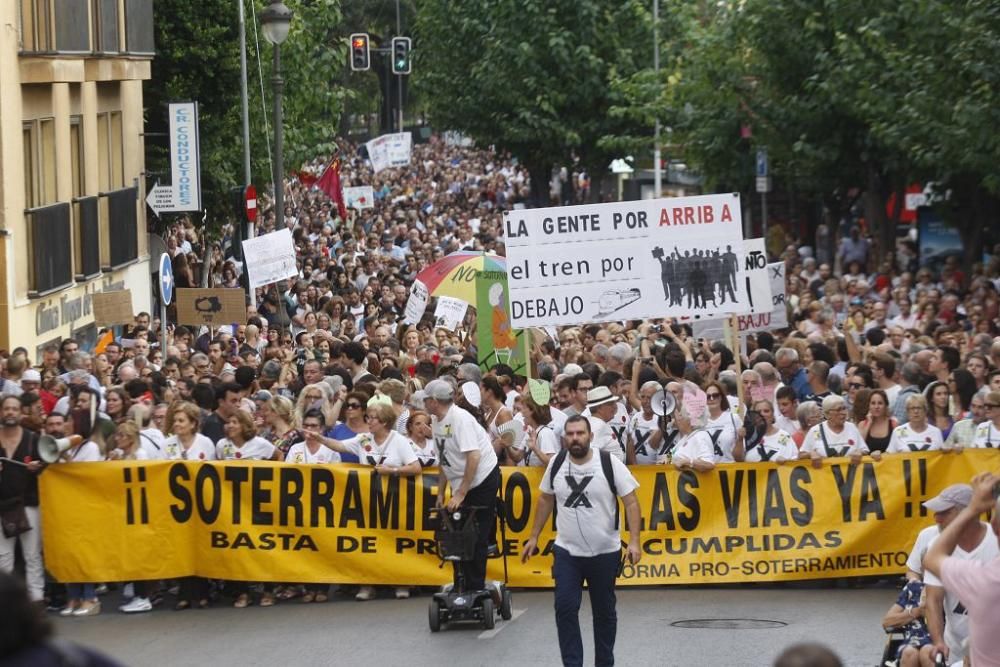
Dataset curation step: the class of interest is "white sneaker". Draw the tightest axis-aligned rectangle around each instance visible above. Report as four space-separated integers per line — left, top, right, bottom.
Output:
489 581 504 604
440 583 454 595
395 587 410 599
355 586 376 601
119 597 152 613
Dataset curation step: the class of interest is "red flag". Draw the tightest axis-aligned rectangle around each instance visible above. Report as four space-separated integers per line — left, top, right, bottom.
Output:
297 170 318 187
317 159 347 222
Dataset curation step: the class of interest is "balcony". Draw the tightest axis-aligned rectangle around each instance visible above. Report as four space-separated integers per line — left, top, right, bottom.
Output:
19 0 154 56
102 186 139 270
73 196 101 280
26 202 73 297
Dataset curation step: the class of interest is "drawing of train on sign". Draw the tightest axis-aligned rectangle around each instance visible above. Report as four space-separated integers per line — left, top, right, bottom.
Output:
593 288 641 318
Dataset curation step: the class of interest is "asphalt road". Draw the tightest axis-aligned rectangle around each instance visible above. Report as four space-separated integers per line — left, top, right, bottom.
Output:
52 584 892 667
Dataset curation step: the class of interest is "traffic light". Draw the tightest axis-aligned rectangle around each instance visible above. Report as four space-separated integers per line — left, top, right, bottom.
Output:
350 33 370 71
391 36 411 75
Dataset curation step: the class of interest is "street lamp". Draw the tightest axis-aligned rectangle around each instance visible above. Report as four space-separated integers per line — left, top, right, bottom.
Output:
260 0 293 234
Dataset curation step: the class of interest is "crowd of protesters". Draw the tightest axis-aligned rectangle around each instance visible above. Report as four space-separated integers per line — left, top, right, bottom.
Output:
0 134 998 650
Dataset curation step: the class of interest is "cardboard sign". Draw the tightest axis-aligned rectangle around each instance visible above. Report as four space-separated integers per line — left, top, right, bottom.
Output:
176 289 245 327
503 193 747 327
92 290 134 326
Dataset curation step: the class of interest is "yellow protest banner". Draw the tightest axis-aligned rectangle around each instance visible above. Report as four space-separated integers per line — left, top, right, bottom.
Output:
39 451 998 586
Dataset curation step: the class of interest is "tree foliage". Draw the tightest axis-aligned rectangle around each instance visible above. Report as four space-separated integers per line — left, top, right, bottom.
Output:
413 0 651 202
145 0 347 225
663 0 1000 261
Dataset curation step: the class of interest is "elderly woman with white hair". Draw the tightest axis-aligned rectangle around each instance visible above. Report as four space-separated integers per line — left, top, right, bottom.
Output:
886 395 944 453
670 395 715 472
800 395 878 467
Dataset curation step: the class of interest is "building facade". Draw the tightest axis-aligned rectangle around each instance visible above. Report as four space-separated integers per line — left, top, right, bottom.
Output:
1 0 154 358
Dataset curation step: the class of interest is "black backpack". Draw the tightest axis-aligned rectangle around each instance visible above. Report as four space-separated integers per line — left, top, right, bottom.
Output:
548 449 620 523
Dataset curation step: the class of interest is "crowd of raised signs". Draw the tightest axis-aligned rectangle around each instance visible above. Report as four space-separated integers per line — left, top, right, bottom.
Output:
1 135 1000 618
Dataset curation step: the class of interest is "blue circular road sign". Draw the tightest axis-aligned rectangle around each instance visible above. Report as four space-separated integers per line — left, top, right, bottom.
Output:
159 253 174 305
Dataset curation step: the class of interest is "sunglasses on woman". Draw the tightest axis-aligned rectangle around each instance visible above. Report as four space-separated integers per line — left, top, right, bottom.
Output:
345 402 362 410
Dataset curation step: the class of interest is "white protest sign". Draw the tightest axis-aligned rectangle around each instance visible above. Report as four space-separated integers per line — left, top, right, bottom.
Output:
403 280 429 325
503 194 747 327
433 296 468 331
167 102 201 211
242 228 298 289
366 132 412 174
343 186 374 210
691 261 788 339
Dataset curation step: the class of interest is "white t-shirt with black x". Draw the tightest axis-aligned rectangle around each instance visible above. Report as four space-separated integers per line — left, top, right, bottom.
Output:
539 450 639 557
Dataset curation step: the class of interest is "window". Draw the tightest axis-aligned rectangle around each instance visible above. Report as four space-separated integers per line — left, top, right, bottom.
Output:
96 111 124 192
70 116 83 199
22 119 57 209
19 0 53 52
22 124 35 208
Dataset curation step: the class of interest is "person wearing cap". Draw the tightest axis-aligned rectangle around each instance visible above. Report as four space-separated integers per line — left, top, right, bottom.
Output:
19 369 41 397
586 386 626 462
922 475 1000 665
424 378 500 595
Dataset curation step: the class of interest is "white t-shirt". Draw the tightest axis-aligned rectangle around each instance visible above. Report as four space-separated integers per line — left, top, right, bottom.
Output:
706 410 738 463
539 450 639 557
923 524 1000 661
549 406 568 439
800 421 869 457
216 436 277 461
341 431 418 468
62 440 103 463
744 429 797 463
608 402 630 455
671 430 715 465
775 413 799 438
971 421 1000 448
408 439 437 467
432 404 498 487
588 416 624 462
139 428 166 460
906 524 938 577
628 411 662 465
285 442 340 465
517 425 559 467
883 384 901 408
162 434 217 461
887 423 944 453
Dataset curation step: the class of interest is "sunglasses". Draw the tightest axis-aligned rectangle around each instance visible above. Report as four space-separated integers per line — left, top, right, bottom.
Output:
848 383 864 389
345 403 362 410
706 393 721 399
987 403 1000 409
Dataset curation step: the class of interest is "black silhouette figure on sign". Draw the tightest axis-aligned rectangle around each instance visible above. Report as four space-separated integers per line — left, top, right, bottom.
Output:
651 245 743 310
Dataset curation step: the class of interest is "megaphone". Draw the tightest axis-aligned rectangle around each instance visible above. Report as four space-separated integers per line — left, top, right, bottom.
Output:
39 434 83 464
651 389 676 417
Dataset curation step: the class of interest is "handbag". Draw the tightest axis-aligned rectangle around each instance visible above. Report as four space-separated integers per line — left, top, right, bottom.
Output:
1 504 31 538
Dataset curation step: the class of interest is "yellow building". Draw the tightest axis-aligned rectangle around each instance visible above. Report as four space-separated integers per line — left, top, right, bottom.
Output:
1 1 154 358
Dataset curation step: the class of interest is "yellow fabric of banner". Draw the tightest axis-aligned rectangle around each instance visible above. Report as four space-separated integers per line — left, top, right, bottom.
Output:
39 450 998 586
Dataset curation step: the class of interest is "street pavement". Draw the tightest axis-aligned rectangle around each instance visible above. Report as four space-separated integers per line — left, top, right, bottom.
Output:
53 584 892 666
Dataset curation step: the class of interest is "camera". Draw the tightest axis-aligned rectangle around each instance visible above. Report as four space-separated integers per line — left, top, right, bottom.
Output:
650 324 663 333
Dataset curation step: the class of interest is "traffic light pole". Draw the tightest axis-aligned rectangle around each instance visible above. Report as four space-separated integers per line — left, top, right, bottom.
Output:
396 1 403 133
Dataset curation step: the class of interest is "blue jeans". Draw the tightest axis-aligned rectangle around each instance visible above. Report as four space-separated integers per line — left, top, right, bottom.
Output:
66 583 95 600
552 545 620 667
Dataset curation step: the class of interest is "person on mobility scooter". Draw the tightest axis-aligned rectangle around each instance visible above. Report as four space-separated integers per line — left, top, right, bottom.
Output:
424 379 511 631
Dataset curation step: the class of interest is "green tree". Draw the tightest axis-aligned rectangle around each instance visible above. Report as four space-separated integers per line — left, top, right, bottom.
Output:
413 0 651 203
144 0 347 226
